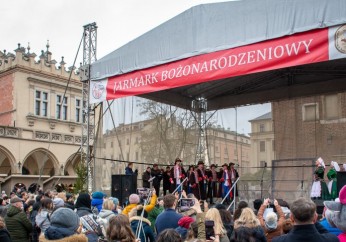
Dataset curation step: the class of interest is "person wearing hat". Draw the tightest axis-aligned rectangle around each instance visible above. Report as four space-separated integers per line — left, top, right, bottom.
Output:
5 197 32 242
170 158 186 193
207 164 219 204
151 164 163 196
229 162 239 201
195 160 207 200
257 198 285 242
220 163 232 205
41 207 87 241
91 191 105 214
175 216 195 240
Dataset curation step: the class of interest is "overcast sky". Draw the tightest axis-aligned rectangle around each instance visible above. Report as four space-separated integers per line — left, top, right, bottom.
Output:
2 0 270 134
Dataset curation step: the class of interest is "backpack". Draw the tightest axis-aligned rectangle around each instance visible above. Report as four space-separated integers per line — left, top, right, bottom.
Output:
80 213 105 242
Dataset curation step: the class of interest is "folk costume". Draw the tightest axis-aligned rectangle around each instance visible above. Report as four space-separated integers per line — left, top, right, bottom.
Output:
162 166 172 195
189 169 200 199
207 164 219 204
170 158 186 192
220 163 232 204
196 160 207 200
187 166 195 194
229 162 240 198
151 164 162 196
310 157 330 200
327 161 340 200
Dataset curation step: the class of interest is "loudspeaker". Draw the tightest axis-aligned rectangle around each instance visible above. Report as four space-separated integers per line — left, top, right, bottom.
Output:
337 172 346 194
111 175 137 206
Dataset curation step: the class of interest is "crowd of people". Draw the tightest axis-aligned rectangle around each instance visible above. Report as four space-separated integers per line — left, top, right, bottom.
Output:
0 182 345 242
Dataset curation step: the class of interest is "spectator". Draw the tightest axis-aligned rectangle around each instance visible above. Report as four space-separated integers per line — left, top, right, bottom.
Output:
156 229 182 242
0 198 8 218
109 197 121 214
129 205 155 242
41 207 86 241
257 199 285 242
75 193 92 217
272 197 338 242
5 197 32 242
122 190 157 216
234 201 248 221
206 208 230 242
125 162 138 176
36 198 53 233
98 199 116 229
29 200 41 242
52 198 64 210
155 194 182 234
320 207 342 236
64 193 75 210
215 203 233 240
0 216 11 242
148 196 164 232
185 221 198 241
91 191 104 214
231 226 265 242
234 207 266 242
175 216 195 240
106 214 138 242
151 164 163 196
282 219 293 234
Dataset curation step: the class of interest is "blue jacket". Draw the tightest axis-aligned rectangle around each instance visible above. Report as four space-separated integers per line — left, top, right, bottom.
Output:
155 208 183 235
125 167 134 175
320 218 342 236
130 217 155 242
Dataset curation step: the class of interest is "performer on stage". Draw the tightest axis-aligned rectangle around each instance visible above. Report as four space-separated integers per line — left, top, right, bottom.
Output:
142 166 152 188
229 162 239 200
207 164 218 204
187 165 195 194
170 158 186 192
196 160 207 200
310 157 330 200
189 166 199 199
151 164 163 196
220 163 232 204
327 161 340 200
162 166 171 195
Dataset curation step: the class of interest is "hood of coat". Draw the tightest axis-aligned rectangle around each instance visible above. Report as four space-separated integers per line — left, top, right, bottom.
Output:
98 209 115 219
39 233 88 242
6 205 22 217
130 216 151 226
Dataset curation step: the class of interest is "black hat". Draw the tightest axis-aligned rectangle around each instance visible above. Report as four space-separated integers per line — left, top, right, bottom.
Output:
210 164 216 168
229 162 235 166
222 163 229 168
197 160 204 165
175 158 182 164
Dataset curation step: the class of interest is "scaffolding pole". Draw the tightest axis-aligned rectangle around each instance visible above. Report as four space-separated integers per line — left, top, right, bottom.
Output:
80 22 97 193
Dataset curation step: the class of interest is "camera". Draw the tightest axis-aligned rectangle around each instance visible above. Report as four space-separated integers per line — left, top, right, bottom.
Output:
205 220 215 240
137 188 150 200
179 198 195 208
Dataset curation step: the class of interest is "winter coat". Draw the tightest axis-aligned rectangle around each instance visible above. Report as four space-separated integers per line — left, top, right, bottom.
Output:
36 209 51 233
98 209 116 229
75 207 93 217
130 216 155 242
5 205 32 242
0 228 12 242
258 204 285 242
147 205 164 232
122 194 157 216
39 233 88 242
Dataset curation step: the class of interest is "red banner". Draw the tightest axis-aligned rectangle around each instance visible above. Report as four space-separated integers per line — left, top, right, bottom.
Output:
90 25 346 103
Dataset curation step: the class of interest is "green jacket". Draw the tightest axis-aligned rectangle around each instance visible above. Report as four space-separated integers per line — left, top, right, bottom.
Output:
148 205 164 232
5 205 32 242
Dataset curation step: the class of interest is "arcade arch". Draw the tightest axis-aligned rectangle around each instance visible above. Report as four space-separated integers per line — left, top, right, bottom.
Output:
64 152 82 176
22 148 59 176
0 145 16 175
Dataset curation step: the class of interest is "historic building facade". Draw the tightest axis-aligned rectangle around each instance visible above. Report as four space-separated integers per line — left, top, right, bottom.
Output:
0 44 83 193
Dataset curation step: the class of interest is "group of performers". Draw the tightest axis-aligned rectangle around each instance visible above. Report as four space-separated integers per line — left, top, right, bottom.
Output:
166 158 239 204
310 157 341 200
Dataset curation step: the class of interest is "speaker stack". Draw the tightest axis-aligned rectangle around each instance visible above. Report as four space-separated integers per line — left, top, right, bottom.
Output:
337 171 346 194
111 175 137 206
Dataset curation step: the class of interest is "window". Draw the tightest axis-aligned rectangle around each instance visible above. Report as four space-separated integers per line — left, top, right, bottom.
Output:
111 141 113 148
260 141 265 152
56 95 68 120
272 140 275 151
325 94 339 120
302 103 319 121
75 98 81 122
259 124 265 132
215 146 219 152
35 90 48 117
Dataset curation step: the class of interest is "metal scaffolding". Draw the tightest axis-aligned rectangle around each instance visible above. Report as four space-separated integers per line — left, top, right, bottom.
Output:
192 97 209 166
81 22 97 193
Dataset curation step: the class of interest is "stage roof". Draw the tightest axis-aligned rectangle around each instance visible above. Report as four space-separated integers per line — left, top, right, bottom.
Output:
90 0 346 110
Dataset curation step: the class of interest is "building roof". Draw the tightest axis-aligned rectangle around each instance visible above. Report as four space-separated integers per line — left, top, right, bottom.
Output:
249 112 272 122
